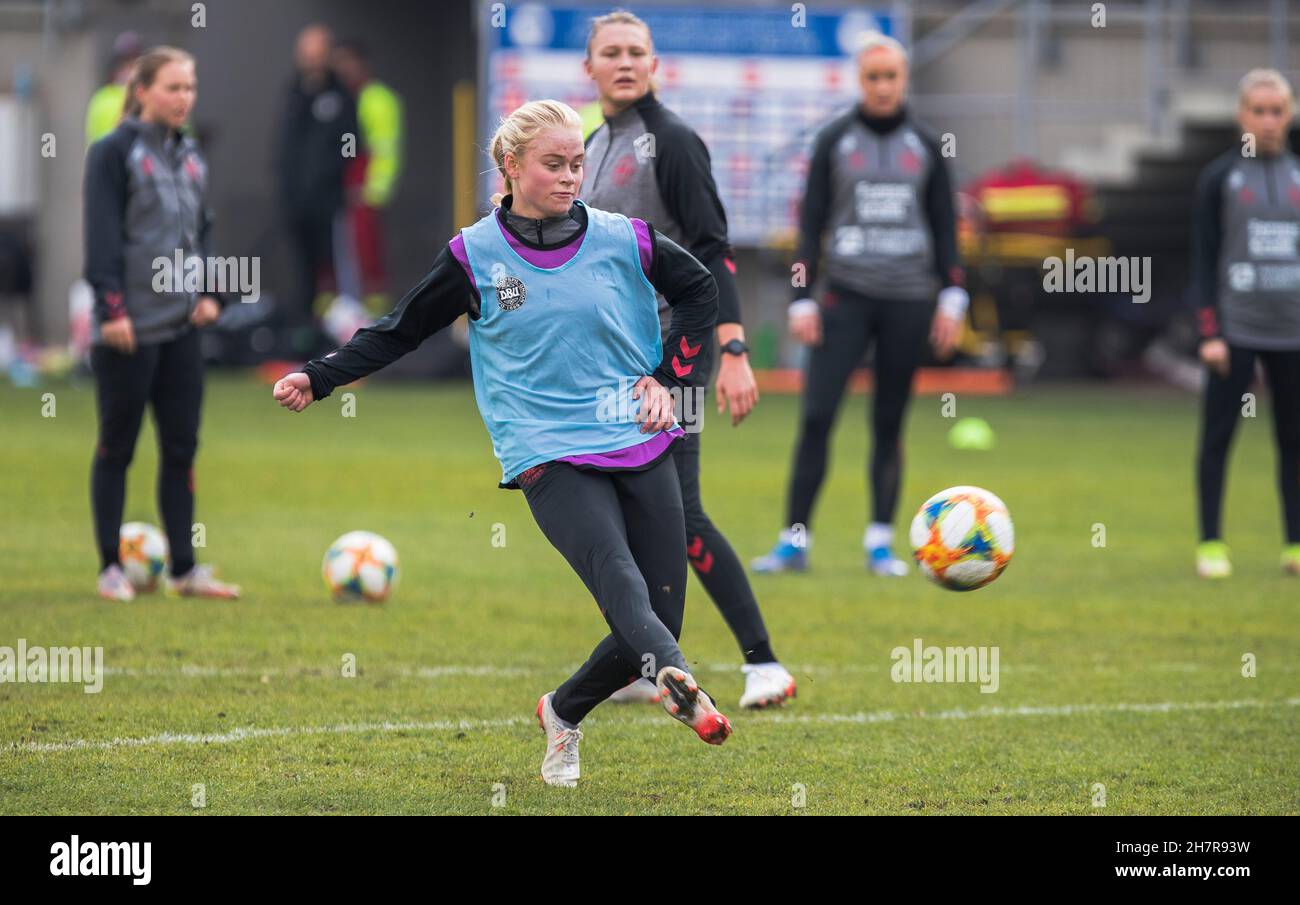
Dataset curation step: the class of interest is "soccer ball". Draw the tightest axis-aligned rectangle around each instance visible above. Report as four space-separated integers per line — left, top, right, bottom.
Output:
910 486 1014 591
322 531 399 603
119 522 168 591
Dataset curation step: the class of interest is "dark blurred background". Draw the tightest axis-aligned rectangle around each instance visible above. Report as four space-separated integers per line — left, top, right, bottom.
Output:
1 0 1298 387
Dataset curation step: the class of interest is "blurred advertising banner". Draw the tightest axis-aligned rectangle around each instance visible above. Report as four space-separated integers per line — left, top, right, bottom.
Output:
480 3 894 247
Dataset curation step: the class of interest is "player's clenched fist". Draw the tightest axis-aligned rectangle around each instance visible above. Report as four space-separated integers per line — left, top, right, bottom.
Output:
273 372 315 412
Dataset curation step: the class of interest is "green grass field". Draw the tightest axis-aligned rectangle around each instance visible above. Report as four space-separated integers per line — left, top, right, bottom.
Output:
2 372 1298 815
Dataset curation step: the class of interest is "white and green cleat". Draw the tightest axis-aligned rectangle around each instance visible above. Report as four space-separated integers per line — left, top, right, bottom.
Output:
1282 544 1300 576
1196 541 1232 579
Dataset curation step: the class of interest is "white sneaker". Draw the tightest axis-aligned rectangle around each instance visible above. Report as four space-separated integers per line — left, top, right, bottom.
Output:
535 692 582 787
867 546 910 577
97 564 135 602
739 662 797 709
166 563 241 599
655 666 732 745
605 677 660 703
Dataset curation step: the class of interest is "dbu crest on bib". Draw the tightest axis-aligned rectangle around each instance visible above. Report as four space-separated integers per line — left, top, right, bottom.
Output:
496 275 526 311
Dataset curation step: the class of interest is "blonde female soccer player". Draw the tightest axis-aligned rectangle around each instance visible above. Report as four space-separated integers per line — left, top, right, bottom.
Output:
273 100 731 787
753 32 966 577
1192 68 1300 578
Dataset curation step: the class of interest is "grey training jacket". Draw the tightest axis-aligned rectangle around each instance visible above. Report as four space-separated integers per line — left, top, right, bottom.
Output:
84 116 216 346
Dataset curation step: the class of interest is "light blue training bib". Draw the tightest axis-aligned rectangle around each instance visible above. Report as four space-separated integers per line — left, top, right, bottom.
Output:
459 201 672 484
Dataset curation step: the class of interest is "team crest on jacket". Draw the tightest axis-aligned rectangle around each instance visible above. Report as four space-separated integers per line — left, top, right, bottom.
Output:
496 275 526 310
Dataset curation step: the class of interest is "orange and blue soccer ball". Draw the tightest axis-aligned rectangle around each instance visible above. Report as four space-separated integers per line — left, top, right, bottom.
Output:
322 530 399 603
910 486 1014 591
119 522 168 591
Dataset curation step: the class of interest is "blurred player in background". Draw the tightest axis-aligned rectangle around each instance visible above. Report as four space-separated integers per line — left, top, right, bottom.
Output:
273 100 732 787
85 31 142 146
579 9 794 709
1192 68 1300 579
84 47 240 601
277 24 357 336
332 38 404 314
753 32 966 577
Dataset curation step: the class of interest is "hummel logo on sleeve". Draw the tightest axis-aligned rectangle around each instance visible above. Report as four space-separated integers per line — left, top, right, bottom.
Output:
672 335 702 378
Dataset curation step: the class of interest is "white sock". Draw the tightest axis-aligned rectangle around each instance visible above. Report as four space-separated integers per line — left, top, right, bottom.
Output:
779 524 811 549
865 522 893 551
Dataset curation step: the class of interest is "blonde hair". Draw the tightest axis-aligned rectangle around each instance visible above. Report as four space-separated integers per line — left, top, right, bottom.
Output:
855 31 908 65
489 100 584 206
586 9 653 58
1239 68 1293 105
123 46 195 118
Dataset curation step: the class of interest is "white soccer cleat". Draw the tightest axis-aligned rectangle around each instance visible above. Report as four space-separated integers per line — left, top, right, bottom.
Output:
535 692 582 788
166 564 241 599
97 564 136 602
605 677 660 704
868 546 910 577
739 662 797 710
655 666 732 745
751 532 809 573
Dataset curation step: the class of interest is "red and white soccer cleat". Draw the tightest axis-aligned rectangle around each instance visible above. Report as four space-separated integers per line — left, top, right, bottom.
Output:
536 692 582 787
166 564 241 600
655 666 732 745
739 662 797 709
97 564 136 602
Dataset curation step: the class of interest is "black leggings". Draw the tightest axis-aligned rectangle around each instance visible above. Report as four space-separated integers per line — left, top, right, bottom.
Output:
91 328 204 576
675 407 774 664
1197 345 1300 544
288 210 336 325
787 286 934 529
520 455 689 725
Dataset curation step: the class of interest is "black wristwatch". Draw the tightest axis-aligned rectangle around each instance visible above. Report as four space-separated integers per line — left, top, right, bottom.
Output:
720 338 749 357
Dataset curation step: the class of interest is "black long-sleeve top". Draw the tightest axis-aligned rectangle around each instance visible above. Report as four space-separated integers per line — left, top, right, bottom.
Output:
302 199 718 401
582 91 742 327
1191 150 1233 340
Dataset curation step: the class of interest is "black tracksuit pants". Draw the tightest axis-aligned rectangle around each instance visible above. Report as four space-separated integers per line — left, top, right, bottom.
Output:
674 375 775 665
1197 344 1300 544
786 285 934 530
90 327 204 577
520 454 690 725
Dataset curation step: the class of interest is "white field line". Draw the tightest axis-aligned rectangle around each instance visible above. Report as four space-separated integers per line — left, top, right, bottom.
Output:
10 697 1299 754
19 659 1279 682
88 664 536 679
